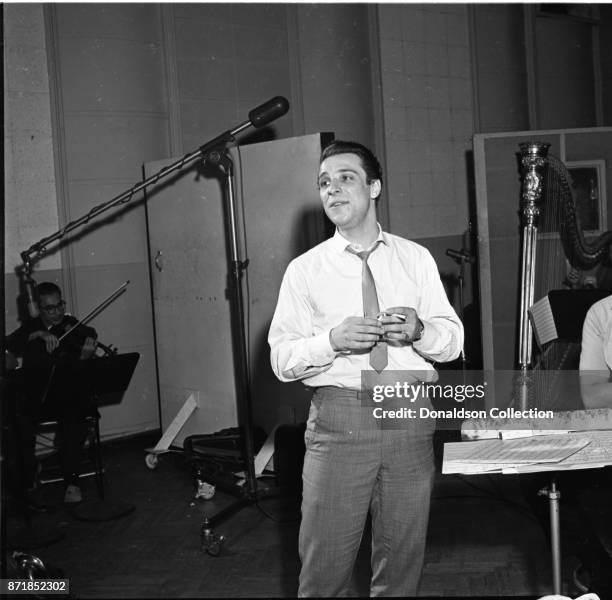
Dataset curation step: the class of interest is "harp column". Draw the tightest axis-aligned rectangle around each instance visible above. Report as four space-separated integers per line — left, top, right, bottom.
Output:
517 141 550 407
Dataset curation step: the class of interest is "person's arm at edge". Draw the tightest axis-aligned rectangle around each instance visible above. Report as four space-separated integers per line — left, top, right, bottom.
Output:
579 306 612 408
269 262 337 383
412 252 464 364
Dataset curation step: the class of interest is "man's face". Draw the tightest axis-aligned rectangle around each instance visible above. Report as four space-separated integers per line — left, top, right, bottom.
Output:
38 292 65 327
318 153 380 232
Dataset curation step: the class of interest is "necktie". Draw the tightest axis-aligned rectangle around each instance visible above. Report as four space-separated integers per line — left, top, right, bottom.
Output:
350 243 388 373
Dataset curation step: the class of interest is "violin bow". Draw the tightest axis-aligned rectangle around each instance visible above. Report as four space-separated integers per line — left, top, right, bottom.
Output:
57 281 130 344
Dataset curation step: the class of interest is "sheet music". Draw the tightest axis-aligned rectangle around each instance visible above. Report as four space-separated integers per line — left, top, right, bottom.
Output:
502 431 612 474
449 435 589 464
529 295 558 346
462 408 612 441
444 462 508 474
443 431 612 475
556 430 612 463
499 429 569 439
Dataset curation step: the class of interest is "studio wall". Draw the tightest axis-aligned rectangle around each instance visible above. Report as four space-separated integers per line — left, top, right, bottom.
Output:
377 4 476 320
4 4 61 303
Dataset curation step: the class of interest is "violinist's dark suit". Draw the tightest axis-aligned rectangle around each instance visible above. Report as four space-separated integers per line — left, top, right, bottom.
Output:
6 315 98 492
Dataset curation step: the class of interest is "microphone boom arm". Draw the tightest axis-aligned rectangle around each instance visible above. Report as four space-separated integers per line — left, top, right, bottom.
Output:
20 96 289 273
21 126 243 272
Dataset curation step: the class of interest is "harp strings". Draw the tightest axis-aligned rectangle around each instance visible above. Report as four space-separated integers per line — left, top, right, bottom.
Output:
531 156 576 409
534 159 567 302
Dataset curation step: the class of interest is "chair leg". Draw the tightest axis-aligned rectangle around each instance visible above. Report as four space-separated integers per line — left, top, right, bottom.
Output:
91 417 105 500
15 423 35 526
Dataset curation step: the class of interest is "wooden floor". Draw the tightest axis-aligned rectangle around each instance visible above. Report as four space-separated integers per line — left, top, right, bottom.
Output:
3 432 592 598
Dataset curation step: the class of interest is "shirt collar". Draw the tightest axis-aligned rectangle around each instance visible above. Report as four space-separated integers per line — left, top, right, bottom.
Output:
330 223 389 254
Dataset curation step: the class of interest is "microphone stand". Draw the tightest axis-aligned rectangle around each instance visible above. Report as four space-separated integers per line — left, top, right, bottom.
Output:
457 258 468 372
447 250 471 371
197 147 277 557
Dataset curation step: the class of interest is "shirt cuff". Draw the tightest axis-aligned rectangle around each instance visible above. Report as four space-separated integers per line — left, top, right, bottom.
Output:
309 330 338 364
413 319 437 349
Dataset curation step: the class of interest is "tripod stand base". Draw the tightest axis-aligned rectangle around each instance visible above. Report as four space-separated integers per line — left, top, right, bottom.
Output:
200 480 291 557
204 474 282 525
69 498 135 522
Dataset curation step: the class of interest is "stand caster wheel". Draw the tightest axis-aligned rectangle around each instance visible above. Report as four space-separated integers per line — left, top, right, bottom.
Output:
205 541 222 557
145 453 159 469
201 518 225 557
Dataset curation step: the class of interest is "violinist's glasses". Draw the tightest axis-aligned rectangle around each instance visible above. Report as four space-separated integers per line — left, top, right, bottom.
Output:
39 300 66 314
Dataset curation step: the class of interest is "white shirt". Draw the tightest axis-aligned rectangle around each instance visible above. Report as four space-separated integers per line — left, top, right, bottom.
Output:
580 294 612 373
268 227 464 389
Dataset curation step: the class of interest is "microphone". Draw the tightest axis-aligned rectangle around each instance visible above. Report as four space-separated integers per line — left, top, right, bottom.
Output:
200 96 290 163
445 248 475 264
24 275 39 318
248 96 290 129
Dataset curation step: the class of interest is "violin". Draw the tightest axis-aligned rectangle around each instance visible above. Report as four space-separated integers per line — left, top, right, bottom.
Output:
51 319 117 359
95 339 118 357
52 317 97 360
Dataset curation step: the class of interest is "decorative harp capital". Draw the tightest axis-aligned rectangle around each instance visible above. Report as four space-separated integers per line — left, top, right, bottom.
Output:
519 142 550 227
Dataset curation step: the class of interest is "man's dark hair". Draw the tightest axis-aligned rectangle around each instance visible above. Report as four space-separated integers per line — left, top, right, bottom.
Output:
36 281 62 298
320 140 383 188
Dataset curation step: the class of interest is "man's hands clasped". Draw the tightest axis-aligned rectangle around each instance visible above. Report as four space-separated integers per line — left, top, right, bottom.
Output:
329 307 424 353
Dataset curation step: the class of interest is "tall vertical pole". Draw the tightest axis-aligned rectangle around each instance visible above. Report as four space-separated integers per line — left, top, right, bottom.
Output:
548 478 563 595
219 153 257 495
517 142 549 409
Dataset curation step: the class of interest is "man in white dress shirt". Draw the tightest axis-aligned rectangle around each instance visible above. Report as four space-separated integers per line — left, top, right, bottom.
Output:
269 140 463 597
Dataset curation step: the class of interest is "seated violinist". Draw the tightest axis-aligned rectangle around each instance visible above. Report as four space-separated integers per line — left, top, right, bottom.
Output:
6 281 97 506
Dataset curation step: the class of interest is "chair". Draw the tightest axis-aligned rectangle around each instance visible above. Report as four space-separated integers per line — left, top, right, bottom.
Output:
36 411 105 499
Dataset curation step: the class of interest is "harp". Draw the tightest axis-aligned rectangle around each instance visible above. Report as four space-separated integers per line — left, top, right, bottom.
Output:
516 142 612 409
469 133 612 597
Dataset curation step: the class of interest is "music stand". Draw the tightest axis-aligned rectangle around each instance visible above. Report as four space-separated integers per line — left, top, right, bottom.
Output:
45 353 140 522
84 352 140 409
